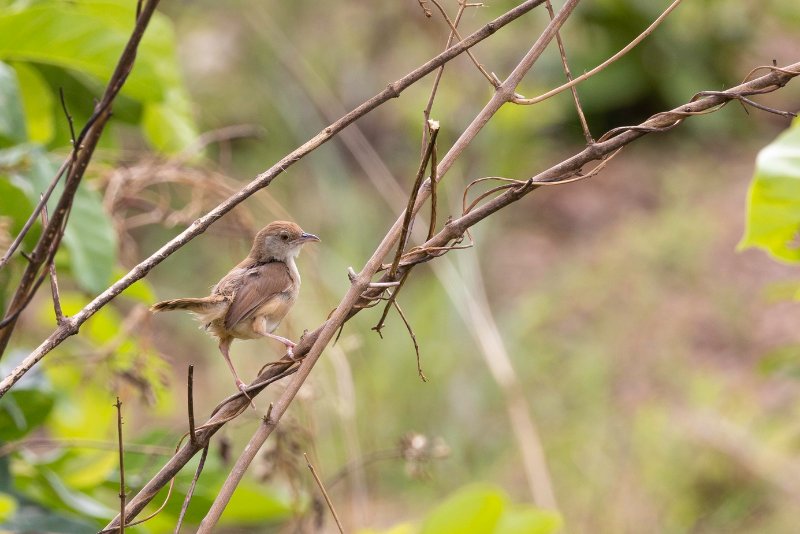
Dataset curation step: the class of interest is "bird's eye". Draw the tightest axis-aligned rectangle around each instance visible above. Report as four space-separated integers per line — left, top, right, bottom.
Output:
280 233 289 241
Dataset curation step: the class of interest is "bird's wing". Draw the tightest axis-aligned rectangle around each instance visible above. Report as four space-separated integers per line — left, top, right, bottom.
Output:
224 262 293 330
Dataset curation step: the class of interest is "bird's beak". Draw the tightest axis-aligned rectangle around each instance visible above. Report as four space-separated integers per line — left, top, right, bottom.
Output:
297 232 320 244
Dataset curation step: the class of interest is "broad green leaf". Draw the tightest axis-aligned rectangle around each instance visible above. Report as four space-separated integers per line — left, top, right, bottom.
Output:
0 388 55 441
421 484 507 534
0 498 97 533
0 0 197 153
41 468 115 519
45 362 115 440
6 145 118 294
12 62 54 143
217 481 295 524
495 506 563 534
0 1 176 102
0 492 17 522
0 350 55 441
60 451 118 490
0 174 37 245
0 60 26 144
740 122 800 262
143 99 197 155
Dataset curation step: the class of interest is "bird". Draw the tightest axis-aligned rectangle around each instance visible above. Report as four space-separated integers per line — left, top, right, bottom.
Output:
150 221 319 401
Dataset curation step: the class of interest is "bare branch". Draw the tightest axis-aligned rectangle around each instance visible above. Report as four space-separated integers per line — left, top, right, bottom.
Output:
115 397 126 534
393 299 426 382
187 365 198 448
1 0 548 396
0 158 69 270
174 445 208 534
544 0 592 143
40 201 64 325
512 0 683 106
429 0 498 88
304 453 345 534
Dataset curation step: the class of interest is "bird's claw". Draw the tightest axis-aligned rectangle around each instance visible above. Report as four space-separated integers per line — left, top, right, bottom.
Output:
236 379 257 410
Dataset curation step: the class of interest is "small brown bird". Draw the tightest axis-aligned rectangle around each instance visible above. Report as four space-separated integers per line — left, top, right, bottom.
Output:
150 221 319 398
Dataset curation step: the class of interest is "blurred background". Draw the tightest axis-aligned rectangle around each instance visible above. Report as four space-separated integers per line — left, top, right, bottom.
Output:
2 0 800 532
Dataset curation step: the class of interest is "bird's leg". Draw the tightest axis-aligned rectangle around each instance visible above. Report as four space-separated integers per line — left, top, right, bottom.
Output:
218 338 256 409
253 321 297 359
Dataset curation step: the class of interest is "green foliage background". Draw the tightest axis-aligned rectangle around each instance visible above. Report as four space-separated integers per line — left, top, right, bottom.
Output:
1 0 800 532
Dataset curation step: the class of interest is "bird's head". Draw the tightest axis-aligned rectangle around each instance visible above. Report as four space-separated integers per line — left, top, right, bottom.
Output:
250 221 320 262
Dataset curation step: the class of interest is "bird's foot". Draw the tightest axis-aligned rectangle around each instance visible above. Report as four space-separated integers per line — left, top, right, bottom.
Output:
236 379 257 410
284 341 297 361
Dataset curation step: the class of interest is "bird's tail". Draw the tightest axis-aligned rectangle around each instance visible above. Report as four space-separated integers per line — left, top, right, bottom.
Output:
150 296 225 313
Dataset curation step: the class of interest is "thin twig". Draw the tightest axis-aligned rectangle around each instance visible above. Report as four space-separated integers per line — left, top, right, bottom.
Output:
544 0 592 142
512 0 683 106
187 365 198 447
59 87 77 148
429 0 498 88
174 445 208 534
304 453 345 534
421 0 469 152
40 200 64 325
427 139 438 240
115 397 126 534
390 122 440 278
393 300 426 382
372 271 410 336
0 158 70 270
417 0 432 17
0 438 173 458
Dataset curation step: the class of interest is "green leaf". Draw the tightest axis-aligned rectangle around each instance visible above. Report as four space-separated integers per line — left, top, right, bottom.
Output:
0 174 36 243
217 481 295 525
143 99 197 155
0 60 27 144
0 503 97 534
0 491 17 522
0 350 55 441
0 0 197 153
40 468 115 519
495 506 563 534
4 145 117 294
421 484 507 534
11 62 54 144
116 267 156 304
740 122 800 262
58 180 117 294
44 356 115 440
757 345 800 379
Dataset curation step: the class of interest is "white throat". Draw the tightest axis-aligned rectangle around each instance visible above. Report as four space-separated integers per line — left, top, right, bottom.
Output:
284 253 301 286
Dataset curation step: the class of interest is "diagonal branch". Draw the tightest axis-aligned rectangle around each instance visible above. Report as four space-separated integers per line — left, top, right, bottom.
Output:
0 0 548 397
